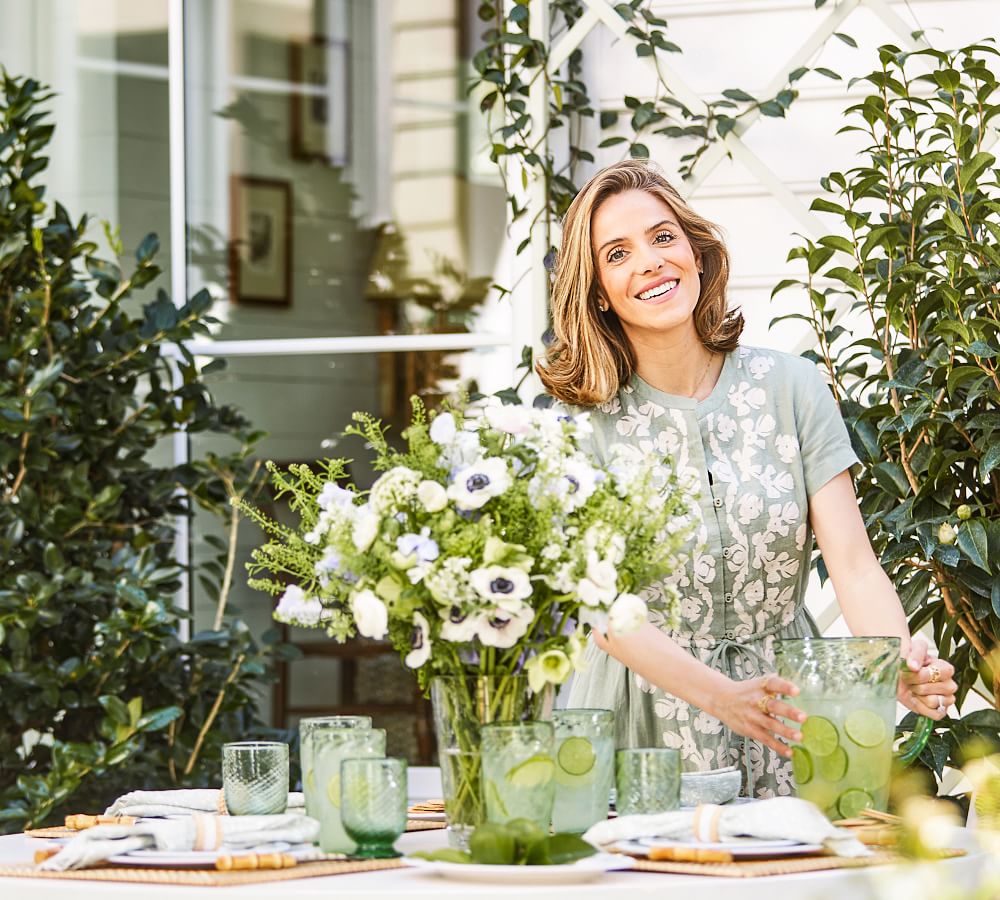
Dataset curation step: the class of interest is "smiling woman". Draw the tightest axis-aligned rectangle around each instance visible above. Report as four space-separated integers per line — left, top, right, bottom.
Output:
537 159 958 800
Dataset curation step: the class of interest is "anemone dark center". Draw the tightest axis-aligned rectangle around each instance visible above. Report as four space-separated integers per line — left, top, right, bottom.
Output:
467 473 490 491
490 577 514 594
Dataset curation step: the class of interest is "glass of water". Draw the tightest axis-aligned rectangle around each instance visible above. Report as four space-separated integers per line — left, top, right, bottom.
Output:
222 741 289 815
551 709 615 833
480 721 555 829
299 716 372 821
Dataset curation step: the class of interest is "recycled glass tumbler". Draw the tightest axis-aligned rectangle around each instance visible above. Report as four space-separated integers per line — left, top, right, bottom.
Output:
312 726 386 853
299 716 372 820
341 757 408 859
615 747 680 816
222 741 289 815
480 720 555 829
551 708 615 833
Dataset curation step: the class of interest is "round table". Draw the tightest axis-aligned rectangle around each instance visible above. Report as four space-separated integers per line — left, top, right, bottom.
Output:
0 827 993 900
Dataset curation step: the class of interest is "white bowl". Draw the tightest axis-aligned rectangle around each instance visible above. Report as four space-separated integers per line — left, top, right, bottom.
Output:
680 765 742 806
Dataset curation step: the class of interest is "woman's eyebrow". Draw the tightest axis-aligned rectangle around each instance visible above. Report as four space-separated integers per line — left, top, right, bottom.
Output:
596 219 680 255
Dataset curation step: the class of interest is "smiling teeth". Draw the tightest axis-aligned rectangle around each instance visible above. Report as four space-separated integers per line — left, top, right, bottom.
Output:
638 280 678 301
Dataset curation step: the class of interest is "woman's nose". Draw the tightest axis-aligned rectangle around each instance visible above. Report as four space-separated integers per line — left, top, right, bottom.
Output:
636 246 663 274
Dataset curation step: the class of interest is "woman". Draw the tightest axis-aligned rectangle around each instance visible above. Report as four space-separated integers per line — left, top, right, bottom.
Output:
539 159 957 797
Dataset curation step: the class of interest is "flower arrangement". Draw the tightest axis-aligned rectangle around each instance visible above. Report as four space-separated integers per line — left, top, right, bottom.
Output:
239 397 696 692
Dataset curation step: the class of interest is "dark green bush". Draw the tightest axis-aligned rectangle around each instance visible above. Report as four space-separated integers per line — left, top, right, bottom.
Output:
0 71 286 830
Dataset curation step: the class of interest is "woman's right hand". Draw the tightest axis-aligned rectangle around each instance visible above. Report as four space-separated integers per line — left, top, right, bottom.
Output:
709 674 805 758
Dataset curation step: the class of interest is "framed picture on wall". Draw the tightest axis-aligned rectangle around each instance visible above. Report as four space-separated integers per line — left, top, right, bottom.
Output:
229 176 292 306
289 37 351 166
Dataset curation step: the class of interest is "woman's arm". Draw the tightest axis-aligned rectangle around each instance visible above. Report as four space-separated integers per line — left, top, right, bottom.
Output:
808 471 957 718
594 623 805 757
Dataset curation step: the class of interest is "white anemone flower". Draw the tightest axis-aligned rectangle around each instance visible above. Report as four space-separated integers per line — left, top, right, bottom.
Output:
469 565 532 608
429 412 457 445
404 612 432 668
608 592 648 634
524 649 572 693
274 584 324 627
439 606 482 643
447 457 511 510
352 507 379 551
350 588 388 639
560 456 599 510
484 403 532 435
477 602 535 649
417 479 448 512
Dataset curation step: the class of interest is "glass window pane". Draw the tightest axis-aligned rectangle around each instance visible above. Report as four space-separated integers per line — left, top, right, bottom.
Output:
184 0 507 340
0 0 172 297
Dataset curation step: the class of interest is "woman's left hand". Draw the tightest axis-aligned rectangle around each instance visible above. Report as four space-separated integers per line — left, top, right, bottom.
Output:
898 634 957 721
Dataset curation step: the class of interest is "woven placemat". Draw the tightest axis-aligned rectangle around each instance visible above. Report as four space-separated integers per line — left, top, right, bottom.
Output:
627 848 965 879
0 857 405 886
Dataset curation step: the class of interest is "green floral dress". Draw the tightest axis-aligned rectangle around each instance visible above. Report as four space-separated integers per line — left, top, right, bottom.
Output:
566 345 859 797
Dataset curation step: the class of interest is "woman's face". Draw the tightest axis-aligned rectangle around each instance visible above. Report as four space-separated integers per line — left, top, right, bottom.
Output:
591 189 702 342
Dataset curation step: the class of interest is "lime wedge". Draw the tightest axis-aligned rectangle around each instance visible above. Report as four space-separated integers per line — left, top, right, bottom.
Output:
801 716 839 757
844 709 887 748
326 772 341 808
557 736 596 776
791 746 813 785
817 746 848 782
837 787 873 818
505 754 556 788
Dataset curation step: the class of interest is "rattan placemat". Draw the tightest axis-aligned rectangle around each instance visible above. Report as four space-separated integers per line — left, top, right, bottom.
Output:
627 848 965 878
0 857 405 886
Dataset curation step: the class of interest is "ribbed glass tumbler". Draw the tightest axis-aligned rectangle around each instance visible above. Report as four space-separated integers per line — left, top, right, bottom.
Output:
340 757 408 858
615 747 680 816
222 741 289 815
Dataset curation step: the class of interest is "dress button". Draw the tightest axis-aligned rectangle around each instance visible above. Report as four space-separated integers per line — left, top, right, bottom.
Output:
722 547 731 559
724 593 733 604
725 629 735 639
713 497 723 509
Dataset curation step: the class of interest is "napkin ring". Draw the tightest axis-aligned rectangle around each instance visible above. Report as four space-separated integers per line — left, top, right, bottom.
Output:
692 804 724 843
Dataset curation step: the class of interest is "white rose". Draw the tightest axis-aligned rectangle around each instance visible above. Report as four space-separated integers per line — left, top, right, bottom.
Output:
608 593 648 635
429 412 457 445
485 403 532 435
352 508 379 551
577 577 615 607
417 480 448 512
586 554 617 590
350 589 388 639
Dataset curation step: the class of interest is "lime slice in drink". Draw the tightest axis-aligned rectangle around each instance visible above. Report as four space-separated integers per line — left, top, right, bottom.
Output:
791 746 813 785
844 709 887 748
326 772 341 808
801 716 840 757
557 737 596 776
837 787 873 818
505 754 556 788
817 746 848 782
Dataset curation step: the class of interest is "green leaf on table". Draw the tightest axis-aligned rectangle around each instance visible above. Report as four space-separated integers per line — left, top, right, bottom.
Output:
469 822 517 864
410 848 474 864
539 833 596 865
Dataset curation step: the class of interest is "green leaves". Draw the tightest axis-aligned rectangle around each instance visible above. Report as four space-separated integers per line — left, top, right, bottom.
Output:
413 820 596 866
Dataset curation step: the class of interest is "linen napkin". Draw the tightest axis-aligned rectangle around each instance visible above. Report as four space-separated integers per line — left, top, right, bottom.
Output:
103 788 305 818
40 813 320 871
583 796 870 858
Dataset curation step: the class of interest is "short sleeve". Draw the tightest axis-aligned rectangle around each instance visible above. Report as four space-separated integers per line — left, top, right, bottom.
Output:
792 360 860 497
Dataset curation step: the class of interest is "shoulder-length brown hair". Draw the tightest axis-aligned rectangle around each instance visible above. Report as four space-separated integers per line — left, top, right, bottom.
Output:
537 159 743 406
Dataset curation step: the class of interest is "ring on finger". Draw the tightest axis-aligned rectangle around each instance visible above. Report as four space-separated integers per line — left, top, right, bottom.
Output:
928 664 942 684
757 692 776 715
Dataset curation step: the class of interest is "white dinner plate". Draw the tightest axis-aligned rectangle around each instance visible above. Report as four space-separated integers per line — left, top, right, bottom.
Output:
407 811 447 822
104 843 327 867
405 852 633 883
613 836 824 859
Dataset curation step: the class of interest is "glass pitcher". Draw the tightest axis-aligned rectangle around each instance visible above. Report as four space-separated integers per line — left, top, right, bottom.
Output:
774 637 932 819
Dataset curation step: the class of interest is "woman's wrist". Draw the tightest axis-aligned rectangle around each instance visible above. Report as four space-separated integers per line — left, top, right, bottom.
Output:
690 669 734 720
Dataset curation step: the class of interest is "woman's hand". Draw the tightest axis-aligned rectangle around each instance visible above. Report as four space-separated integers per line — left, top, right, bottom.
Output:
899 635 957 720
708 674 806 758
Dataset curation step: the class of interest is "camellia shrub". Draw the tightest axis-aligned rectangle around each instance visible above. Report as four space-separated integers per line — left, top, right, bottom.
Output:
0 72 284 829
775 42 1000 779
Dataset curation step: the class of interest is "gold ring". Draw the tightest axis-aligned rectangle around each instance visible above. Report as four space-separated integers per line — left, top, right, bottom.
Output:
928 664 942 684
757 693 775 715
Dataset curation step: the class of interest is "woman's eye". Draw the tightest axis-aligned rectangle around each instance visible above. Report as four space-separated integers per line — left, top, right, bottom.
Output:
608 247 625 263
654 231 675 244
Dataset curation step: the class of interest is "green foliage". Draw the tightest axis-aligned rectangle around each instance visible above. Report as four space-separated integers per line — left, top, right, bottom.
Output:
773 42 1000 778
0 71 285 830
411 818 595 865
470 0 850 257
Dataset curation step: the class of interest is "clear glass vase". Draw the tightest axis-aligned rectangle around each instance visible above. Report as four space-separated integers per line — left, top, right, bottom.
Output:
430 675 552 848
774 637 929 819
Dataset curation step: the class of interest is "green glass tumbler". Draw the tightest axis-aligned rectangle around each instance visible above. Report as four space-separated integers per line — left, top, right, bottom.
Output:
551 709 615 833
341 757 408 859
480 720 555 829
299 716 372 821
615 747 680 816
222 741 289 815
312 726 386 853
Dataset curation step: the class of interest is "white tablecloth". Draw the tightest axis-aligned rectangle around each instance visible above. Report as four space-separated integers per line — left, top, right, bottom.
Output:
0 827 994 900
